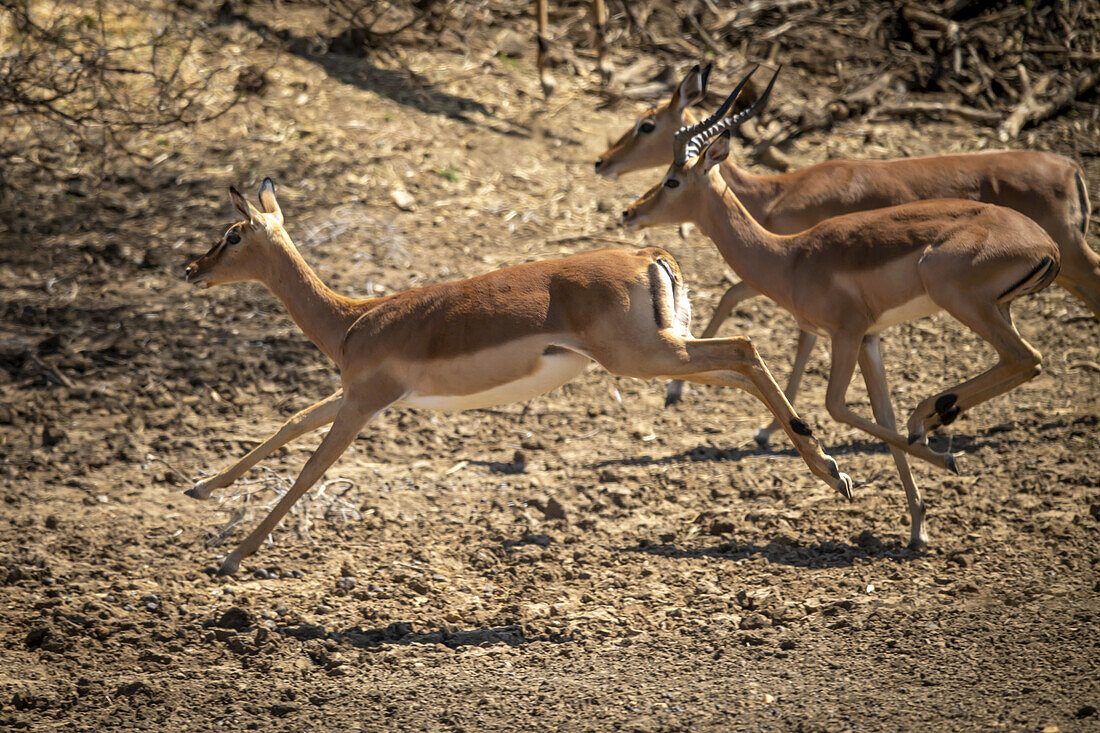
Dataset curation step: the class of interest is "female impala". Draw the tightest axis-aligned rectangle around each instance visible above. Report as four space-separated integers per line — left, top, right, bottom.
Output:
183 179 852 576
622 75 1061 548
599 64 1097 430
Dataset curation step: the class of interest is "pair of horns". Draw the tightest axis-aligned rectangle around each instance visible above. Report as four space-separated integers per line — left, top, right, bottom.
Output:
672 65 781 166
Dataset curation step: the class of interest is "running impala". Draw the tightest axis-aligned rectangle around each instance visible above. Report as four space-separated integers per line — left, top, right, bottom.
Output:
599 64 1097 435
621 73 1061 548
183 179 852 576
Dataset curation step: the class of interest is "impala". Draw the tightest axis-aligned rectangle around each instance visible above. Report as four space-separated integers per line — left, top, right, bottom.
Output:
183 179 852 575
599 64 1097 436
622 72 1061 548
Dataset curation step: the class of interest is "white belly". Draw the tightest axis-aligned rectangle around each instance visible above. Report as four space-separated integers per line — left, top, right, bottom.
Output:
868 294 940 334
399 350 590 411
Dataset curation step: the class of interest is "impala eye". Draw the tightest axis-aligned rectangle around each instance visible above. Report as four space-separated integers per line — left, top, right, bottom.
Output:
664 179 679 189
639 121 656 134
226 231 241 245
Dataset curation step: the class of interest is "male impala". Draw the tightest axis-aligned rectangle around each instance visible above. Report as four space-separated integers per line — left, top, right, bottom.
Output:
599 64 1097 432
183 179 852 575
622 74 1061 548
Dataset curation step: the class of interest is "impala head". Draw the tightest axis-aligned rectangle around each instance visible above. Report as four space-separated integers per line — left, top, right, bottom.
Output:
594 63 711 179
185 178 285 288
621 66 780 229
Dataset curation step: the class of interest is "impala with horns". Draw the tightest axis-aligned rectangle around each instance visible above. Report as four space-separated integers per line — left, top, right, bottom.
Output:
183 178 852 576
622 71 1061 548
598 63 1097 432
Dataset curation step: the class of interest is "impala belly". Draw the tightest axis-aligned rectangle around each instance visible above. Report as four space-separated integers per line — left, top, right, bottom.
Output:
868 294 940 334
399 348 590 411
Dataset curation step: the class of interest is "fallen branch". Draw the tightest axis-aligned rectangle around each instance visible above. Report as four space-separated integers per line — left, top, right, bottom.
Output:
868 101 1002 124
999 69 1100 141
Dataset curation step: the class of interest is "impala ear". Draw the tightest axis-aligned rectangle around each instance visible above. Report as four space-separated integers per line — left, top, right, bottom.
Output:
230 186 262 226
672 63 710 112
257 177 282 225
701 130 731 173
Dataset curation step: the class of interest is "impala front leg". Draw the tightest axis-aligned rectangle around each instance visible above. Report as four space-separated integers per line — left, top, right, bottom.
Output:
187 391 344 500
826 333 959 474
674 336 853 499
217 391 396 576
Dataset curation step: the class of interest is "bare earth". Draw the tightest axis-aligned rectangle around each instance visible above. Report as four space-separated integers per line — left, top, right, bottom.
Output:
1 7 1098 732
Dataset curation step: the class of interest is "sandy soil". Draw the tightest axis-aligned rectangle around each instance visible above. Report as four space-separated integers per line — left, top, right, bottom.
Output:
1 4 1098 731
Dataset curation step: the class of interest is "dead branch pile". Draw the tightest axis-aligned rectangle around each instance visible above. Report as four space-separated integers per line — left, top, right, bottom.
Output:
0 0 242 204
437 0 1099 145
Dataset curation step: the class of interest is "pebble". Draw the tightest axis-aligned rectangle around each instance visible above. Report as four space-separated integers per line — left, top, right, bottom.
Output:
335 576 356 590
315 604 332 615
253 568 271 580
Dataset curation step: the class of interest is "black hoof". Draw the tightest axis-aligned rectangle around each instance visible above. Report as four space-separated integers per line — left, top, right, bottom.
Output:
944 453 960 475
907 429 923 445
664 393 682 408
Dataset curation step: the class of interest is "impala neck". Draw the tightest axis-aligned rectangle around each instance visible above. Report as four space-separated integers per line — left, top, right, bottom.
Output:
680 108 777 220
259 228 360 364
693 168 793 304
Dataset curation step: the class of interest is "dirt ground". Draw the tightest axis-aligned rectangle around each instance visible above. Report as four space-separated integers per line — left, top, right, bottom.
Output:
1 4 1098 731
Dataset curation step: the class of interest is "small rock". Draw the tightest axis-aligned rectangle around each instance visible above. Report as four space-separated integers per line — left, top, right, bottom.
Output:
274 603 288 616
116 680 149 697
739 612 772 630
315 604 332 615
391 188 416 211
336 576 356 590
1076 705 1097 719
213 606 255 630
42 423 66 447
253 568 271 580
270 703 299 717
494 29 526 58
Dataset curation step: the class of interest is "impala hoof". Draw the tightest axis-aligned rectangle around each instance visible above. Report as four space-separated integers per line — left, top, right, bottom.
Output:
944 452 960 476
836 472 854 501
907 428 924 445
753 427 774 447
908 535 929 552
216 556 241 577
185 485 208 500
664 382 684 407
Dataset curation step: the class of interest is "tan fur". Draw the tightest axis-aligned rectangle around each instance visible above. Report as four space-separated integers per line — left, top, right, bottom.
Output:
624 130 1062 548
597 85 1099 317
184 181 853 575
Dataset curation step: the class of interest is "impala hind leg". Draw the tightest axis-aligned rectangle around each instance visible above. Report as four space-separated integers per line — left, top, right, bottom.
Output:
666 281 762 406
592 0 612 86
906 301 1042 443
216 390 398 576
825 332 959 474
187 390 344 500
1054 233 1100 319
858 335 927 549
535 0 556 98
754 330 818 447
611 334 852 498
